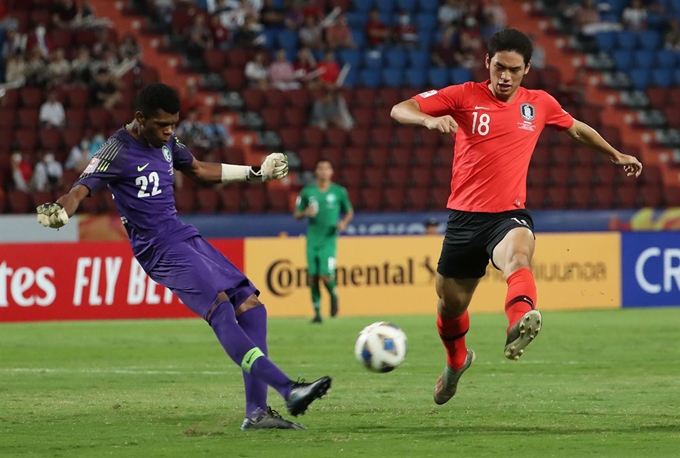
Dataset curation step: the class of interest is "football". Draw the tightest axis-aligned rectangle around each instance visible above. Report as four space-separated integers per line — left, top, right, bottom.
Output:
354 322 408 373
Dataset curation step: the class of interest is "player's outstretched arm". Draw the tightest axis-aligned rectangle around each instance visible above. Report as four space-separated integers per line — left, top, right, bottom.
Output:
180 153 289 184
564 119 643 177
390 99 458 134
36 185 90 229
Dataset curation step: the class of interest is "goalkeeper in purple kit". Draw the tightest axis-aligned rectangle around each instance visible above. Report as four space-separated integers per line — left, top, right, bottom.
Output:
36 83 331 430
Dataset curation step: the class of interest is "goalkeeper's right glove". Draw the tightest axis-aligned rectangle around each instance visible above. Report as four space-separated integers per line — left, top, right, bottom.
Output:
37 202 69 229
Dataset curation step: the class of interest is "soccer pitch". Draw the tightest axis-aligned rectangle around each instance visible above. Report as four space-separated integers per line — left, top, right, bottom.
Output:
1 309 679 458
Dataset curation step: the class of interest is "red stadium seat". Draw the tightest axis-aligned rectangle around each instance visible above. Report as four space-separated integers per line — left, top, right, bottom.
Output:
242 88 265 112
62 128 84 149
260 107 283 130
204 48 228 72
433 147 452 168
61 170 80 189
32 191 54 207
139 67 159 86
383 187 406 211
88 107 111 130
352 88 376 108
594 165 619 186
50 28 74 49
338 166 362 188
352 107 374 127
405 188 429 210
570 166 594 187
527 165 549 187
174 188 196 213
362 166 387 189
359 188 382 211
322 147 343 167
427 187 448 210
638 184 663 208
372 127 393 147
79 194 102 214
572 147 598 167
389 147 412 168
408 167 432 188
279 127 302 150
66 87 90 107
195 188 220 214
20 87 44 108
298 147 321 171
221 68 245 91
1 89 20 108
378 88 401 109
374 109 394 127
326 127 348 148
38 129 62 150
263 88 286 107
0 129 14 151
549 145 571 168
267 189 290 213
65 108 87 128
525 185 547 209
569 187 593 209
282 107 307 127
546 186 569 209
219 187 244 213
243 187 267 213
6 190 33 214
548 167 569 187
394 126 416 147
419 129 441 147
222 147 246 164
342 147 366 168
593 186 615 209
432 168 450 187
18 108 39 129
365 147 389 167
411 146 435 167
348 127 371 146
15 129 37 151
385 168 408 187
616 185 639 208
285 89 310 108
226 49 251 67
302 126 325 148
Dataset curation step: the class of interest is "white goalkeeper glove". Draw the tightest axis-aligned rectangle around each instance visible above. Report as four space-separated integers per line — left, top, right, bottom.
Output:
36 202 69 229
251 153 289 182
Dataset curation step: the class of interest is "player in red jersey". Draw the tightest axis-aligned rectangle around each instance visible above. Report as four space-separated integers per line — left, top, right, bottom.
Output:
390 29 643 405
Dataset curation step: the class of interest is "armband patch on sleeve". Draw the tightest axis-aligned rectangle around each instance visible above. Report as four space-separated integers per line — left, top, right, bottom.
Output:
419 90 438 98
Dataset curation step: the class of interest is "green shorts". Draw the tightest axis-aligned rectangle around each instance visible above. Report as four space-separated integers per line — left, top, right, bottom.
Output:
306 243 337 277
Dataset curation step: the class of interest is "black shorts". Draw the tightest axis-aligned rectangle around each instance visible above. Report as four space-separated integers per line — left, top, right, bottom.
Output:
437 209 535 279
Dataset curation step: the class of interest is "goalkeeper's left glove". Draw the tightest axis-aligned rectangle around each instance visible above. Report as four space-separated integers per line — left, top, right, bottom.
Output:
36 202 69 229
251 152 289 182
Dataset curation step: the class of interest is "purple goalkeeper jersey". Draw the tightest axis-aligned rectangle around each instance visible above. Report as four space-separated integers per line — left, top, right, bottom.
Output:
75 127 199 270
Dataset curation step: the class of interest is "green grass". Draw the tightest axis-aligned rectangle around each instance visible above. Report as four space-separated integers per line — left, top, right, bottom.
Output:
1 309 679 458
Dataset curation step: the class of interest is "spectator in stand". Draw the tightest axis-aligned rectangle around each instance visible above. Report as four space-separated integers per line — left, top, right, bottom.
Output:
309 88 354 131
46 48 72 86
424 218 440 235
0 3 19 31
432 25 459 68
71 46 93 84
365 10 390 47
39 91 66 129
65 137 92 171
665 18 680 51
295 47 319 87
454 28 484 69
209 14 231 50
176 109 210 150
570 0 621 37
119 33 142 61
24 48 47 87
186 14 213 57
325 13 354 50
269 49 301 91
317 50 340 88
11 152 33 193
284 2 305 31
529 32 546 69
1 28 27 58
482 0 507 39
245 50 269 88
438 0 464 26
234 14 264 48
203 113 232 149
5 54 27 86
260 0 285 29
622 0 647 31
51 0 79 28
89 68 122 110
26 24 52 59
394 11 419 47
32 151 64 192
89 131 106 156
80 0 96 20
559 66 588 105
299 16 324 50
182 80 203 115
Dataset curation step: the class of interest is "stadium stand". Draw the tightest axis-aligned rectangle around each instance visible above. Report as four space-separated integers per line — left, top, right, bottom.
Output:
1 0 679 215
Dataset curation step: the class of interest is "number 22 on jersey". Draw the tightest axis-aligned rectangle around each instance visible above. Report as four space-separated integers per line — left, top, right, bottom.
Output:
136 171 162 198
471 111 490 136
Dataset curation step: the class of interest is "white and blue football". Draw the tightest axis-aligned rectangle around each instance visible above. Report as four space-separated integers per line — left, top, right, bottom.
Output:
354 322 408 373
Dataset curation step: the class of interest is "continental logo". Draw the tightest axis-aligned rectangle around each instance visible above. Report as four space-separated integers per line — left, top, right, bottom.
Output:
483 261 608 283
266 257 437 297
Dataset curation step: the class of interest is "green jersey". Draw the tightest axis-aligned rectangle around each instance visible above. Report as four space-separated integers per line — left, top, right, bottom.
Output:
296 183 352 248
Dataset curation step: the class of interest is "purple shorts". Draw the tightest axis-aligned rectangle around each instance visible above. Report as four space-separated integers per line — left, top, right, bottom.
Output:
146 236 258 319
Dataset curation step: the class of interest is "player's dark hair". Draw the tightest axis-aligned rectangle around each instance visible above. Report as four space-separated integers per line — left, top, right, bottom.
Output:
135 83 181 117
317 158 333 167
487 29 533 65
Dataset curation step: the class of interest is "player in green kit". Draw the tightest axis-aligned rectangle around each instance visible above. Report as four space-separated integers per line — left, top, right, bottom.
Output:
294 159 354 323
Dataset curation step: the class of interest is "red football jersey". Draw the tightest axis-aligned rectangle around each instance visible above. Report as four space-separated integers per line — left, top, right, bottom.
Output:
413 80 574 213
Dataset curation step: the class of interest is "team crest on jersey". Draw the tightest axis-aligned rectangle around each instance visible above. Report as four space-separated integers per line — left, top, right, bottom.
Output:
162 145 172 162
520 103 536 121
326 194 336 203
